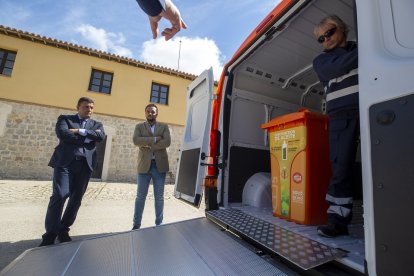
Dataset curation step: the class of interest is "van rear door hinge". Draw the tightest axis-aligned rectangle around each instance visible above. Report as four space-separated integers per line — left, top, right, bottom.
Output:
200 162 224 170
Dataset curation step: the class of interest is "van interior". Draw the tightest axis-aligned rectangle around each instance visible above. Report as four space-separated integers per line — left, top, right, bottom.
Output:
220 0 364 272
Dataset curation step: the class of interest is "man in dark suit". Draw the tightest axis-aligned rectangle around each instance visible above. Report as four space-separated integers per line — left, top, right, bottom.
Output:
39 97 105 246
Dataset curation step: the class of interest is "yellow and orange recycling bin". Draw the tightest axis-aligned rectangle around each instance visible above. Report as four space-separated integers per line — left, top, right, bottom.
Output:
261 108 331 225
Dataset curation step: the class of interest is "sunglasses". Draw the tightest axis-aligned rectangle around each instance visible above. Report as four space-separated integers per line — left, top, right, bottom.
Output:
317 27 337 43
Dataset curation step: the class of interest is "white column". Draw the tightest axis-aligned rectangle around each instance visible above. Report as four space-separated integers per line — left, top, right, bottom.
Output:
0 102 12 137
101 125 116 181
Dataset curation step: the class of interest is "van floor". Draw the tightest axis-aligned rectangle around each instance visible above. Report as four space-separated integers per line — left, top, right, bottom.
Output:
208 200 364 273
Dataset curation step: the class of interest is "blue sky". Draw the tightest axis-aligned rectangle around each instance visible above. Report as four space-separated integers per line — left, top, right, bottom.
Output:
0 0 281 79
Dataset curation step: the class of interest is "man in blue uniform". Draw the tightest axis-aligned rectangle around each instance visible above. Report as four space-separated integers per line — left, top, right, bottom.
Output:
136 0 187 41
313 15 360 238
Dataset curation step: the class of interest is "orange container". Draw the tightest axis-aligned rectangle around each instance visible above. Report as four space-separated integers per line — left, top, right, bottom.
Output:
261 109 331 225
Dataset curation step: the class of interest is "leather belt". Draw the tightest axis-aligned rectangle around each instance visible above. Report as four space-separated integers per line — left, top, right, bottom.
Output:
75 156 86 160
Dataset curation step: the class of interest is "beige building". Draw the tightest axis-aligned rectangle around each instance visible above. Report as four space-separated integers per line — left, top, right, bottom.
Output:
0 25 197 183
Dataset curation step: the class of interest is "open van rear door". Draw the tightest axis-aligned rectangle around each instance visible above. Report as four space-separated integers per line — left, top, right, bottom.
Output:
358 2 414 275
174 68 214 206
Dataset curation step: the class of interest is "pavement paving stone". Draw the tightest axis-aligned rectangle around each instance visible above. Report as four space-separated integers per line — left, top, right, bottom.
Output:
0 180 176 202
0 180 205 272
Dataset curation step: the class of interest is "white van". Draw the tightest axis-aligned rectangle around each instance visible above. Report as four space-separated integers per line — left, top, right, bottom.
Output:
175 0 414 275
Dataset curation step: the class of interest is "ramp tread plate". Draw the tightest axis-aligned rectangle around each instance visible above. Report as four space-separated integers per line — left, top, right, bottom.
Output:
1 218 292 276
173 218 290 276
1 241 82 276
207 209 345 270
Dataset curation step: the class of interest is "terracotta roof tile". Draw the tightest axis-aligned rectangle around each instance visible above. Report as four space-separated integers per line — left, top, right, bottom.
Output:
0 25 197 81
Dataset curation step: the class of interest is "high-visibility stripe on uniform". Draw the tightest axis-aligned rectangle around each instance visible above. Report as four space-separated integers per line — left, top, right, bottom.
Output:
326 194 353 205
327 205 352 217
328 68 358 87
326 85 359 102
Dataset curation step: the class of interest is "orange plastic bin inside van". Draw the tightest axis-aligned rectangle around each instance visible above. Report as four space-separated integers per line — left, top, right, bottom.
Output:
261 108 331 225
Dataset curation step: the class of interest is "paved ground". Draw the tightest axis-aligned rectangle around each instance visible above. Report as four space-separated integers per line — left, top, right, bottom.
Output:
0 180 205 271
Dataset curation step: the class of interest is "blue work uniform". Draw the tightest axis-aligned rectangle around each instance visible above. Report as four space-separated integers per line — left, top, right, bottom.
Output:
313 41 360 227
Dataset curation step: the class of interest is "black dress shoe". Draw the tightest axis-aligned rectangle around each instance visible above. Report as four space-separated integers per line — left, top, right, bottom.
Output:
39 233 57 247
132 225 140 230
57 232 72 243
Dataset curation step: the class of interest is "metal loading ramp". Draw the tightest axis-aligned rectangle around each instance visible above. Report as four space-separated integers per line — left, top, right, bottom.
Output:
1 218 293 276
206 208 346 270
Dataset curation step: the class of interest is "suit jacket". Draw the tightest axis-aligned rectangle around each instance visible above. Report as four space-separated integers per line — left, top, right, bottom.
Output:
48 114 105 171
133 121 170 173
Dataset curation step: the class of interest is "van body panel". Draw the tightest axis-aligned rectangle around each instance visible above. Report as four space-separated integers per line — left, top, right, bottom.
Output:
357 1 414 275
369 95 414 276
174 68 214 205
180 0 413 274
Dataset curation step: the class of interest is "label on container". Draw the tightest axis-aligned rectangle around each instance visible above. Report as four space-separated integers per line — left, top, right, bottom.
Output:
269 126 306 218
292 172 302 183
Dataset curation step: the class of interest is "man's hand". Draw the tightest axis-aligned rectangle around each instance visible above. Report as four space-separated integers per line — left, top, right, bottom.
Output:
155 136 163 143
149 0 187 41
69 129 100 134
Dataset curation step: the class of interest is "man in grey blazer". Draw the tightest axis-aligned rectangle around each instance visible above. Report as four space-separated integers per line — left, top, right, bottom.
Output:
132 103 171 229
40 97 105 246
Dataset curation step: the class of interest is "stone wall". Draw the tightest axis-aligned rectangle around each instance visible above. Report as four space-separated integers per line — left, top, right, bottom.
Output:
0 100 183 183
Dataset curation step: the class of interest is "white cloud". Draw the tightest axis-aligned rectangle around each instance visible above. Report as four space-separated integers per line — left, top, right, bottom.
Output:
0 2 31 27
75 24 133 57
140 36 224 80
63 6 86 29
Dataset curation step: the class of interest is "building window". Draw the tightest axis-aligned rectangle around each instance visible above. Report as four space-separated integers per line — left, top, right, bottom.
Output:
88 69 113 94
0 48 17 76
150 82 169 105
